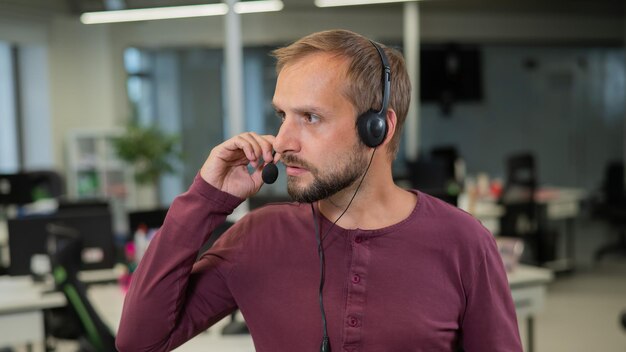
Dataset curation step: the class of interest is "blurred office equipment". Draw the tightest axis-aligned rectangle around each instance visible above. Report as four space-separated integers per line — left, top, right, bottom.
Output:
46 223 116 351
499 152 556 266
594 161 626 261
0 275 66 350
430 145 463 183
406 158 453 204
420 44 483 115
128 207 168 235
404 146 462 206
65 129 134 202
0 170 66 275
7 206 116 276
0 170 64 206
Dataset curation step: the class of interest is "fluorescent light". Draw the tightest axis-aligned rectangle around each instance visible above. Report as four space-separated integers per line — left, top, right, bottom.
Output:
235 0 284 14
80 4 228 24
315 0 419 7
80 1 284 24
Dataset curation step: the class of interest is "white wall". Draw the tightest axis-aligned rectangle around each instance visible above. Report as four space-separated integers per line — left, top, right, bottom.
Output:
47 16 120 171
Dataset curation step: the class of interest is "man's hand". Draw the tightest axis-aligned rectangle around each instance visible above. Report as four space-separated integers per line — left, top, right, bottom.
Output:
200 132 277 199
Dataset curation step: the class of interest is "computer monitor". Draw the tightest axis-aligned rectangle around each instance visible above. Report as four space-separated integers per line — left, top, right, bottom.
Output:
7 210 116 276
0 173 35 205
406 158 458 206
128 208 169 234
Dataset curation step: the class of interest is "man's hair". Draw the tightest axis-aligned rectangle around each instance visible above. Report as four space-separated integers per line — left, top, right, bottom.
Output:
272 29 412 158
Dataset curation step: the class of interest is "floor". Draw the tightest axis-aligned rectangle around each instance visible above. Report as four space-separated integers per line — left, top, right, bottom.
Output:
520 258 626 352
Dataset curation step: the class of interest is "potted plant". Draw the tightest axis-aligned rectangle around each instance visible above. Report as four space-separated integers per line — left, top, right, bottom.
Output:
113 121 182 208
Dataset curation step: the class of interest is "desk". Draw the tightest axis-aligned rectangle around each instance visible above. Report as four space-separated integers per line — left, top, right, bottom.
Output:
458 193 505 234
508 187 586 272
0 268 119 349
0 276 65 349
508 264 553 352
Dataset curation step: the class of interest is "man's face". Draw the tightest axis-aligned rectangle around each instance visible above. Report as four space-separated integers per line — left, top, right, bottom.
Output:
272 53 368 203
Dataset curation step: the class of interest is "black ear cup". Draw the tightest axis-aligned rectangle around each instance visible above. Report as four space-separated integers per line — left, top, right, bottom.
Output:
357 110 387 148
357 40 391 149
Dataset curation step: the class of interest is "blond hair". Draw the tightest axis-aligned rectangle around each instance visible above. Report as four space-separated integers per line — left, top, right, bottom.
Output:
272 29 411 158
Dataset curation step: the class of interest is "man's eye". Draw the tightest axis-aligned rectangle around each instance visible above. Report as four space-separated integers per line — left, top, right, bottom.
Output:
305 114 320 123
275 111 285 122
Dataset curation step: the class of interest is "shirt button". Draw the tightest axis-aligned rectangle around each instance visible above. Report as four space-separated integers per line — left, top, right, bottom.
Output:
351 274 361 284
354 236 362 243
347 316 359 327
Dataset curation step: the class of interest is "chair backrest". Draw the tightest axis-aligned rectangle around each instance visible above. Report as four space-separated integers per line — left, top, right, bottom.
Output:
405 158 458 205
47 224 116 352
500 152 539 238
504 152 537 193
430 145 459 181
603 161 625 206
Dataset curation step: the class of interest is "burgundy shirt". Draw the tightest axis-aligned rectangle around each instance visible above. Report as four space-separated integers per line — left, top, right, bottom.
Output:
117 175 522 351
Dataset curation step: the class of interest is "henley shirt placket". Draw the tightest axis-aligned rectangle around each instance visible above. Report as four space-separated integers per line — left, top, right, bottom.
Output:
342 231 371 352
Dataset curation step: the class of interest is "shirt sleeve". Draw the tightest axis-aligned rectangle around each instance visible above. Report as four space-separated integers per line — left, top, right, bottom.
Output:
116 174 244 352
460 231 523 352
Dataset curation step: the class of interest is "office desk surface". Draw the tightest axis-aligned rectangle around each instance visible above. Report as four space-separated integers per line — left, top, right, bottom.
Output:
508 265 554 288
0 276 65 313
0 276 65 347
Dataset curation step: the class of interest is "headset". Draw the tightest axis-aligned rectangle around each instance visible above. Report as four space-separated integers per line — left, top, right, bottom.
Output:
356 40 391 148
262 40 391 185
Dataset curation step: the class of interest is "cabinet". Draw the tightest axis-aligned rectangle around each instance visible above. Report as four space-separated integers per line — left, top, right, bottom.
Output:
65 129 135 204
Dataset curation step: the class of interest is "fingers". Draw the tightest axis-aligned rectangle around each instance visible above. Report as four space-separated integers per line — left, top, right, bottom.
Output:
225 133 276 167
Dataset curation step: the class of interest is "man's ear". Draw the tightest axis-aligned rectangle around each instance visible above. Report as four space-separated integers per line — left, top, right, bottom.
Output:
383 108 398 147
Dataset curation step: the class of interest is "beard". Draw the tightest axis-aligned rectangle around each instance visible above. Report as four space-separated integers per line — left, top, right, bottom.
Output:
283 144 368 203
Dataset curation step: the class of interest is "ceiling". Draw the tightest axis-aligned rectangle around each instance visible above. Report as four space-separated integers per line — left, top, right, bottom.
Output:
0 0 623 22
30 0 626 15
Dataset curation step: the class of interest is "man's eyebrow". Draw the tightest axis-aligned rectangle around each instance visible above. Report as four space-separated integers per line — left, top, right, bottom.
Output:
295 105 329 116
272 103 329 116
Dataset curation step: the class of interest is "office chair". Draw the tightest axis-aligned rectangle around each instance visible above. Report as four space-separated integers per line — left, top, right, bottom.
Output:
46 223 116 352
430 145 460 182
499 152 556 265
594 161 626 261
405 157 458 206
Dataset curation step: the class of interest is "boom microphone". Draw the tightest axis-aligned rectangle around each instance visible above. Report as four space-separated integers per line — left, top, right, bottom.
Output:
262 152 278 184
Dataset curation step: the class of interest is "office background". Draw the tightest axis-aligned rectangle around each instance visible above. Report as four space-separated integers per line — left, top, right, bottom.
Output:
1 1 624 195
0 0 625 351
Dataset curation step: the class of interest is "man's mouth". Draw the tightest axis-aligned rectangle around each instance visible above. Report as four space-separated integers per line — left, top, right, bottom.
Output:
282 156 311 177
284 163 308 176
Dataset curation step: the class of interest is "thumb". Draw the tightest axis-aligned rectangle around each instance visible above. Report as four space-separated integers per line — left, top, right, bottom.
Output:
249 163 266 192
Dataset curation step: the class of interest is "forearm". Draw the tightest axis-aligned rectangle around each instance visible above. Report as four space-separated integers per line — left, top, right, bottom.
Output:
116 175 243 351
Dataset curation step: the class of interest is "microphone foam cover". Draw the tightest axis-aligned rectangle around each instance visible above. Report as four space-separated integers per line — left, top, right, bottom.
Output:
262 163 278 184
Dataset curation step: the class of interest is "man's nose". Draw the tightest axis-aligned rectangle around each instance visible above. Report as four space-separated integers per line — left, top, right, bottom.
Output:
273 117 300 155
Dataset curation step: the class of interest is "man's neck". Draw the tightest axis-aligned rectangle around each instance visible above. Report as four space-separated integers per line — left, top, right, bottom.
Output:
317 176 416 231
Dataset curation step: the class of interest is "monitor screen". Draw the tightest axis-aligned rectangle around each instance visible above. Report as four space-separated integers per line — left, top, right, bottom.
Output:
7 210 116 276
0 173 34 205
128 208 169 233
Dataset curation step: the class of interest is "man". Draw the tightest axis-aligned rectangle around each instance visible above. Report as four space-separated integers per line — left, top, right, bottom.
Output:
117 29 522 351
